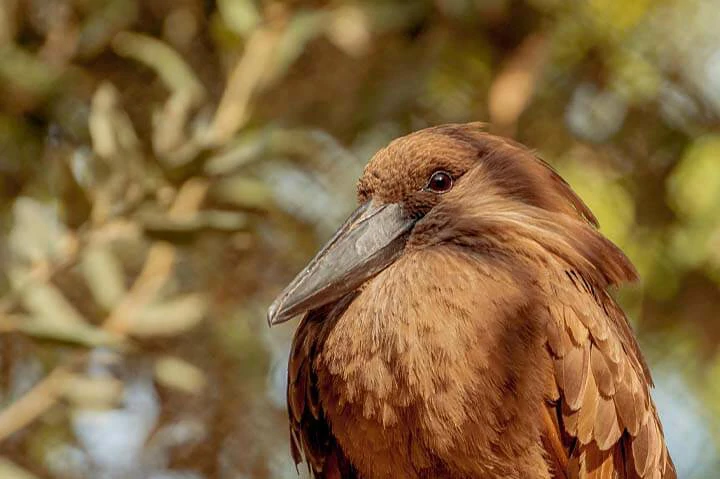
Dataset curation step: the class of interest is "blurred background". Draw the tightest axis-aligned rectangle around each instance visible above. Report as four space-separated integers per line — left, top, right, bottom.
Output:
0 0 718 477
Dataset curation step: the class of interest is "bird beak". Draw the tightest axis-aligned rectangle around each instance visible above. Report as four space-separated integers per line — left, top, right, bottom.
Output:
267 201 416 326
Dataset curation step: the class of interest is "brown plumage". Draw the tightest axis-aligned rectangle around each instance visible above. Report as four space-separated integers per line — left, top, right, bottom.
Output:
268 123 676 479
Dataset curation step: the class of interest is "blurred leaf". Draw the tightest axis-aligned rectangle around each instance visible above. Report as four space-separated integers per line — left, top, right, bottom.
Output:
0 458 39 479
266 129 361 173
218 0 261 37
609 49 662 103
667 135 720 279
0 44 60 97
21 283 88 328
0 115 41 195
204 129 270 175
81 244 127 311
17 315 123 348
63 374 123 409
668 134 720 223
264 11 328 85
77 0 138 59
112 31 205 104
588 0 653 36
326 5 371 56
199 210 250 230
139 210 248 239
154 356 206 394
669 224 714 271
488 35 547 133
9 197 72 265
151 90 198 163
89 82 140 159
362 2 429 32
17 281 122 347
202 27 283 146
128 294 207 337
210 176 274 210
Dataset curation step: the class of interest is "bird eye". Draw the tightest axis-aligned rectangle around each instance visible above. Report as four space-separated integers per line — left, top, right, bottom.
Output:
425 171 453 193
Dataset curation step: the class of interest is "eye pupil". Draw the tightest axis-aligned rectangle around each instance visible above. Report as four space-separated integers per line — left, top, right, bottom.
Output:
427 171 453 193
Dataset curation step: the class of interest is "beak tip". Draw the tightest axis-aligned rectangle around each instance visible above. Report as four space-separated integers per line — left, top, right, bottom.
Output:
267 297 291 327
267 300 281 328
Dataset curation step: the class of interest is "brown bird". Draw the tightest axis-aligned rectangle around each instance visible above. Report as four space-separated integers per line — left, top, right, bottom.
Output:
268 123 675 479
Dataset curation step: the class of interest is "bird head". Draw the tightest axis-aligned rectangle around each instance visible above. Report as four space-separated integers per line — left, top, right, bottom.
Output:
268 123 636 326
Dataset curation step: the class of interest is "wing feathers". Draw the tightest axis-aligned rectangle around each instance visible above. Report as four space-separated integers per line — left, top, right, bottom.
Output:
287 312 357 478
594 395 622 451
291 365 307 422
548 308 575 357
631 420 652 477
555 340 591 411
590 347 615 397
568 442 624 479
565 305 590 345
614 367 641 436
544 269 675 479
576 373 599 444
543 403 570 477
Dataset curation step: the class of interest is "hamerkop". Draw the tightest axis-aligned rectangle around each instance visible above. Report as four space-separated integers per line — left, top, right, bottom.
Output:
268 124 675 479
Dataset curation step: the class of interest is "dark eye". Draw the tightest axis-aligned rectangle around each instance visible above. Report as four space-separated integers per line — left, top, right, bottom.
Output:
425 170 453 193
